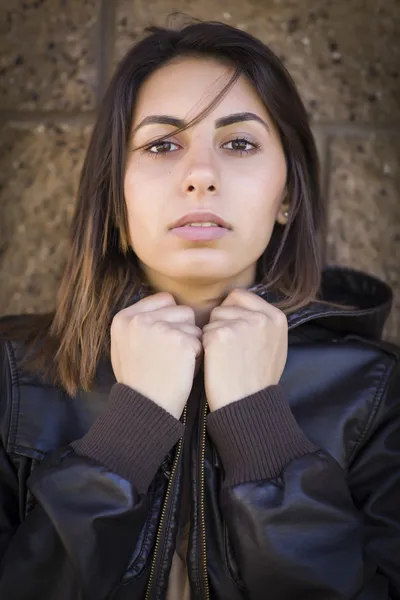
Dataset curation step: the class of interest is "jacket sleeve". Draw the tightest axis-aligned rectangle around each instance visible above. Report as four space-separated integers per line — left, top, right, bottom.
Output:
347 357 400 599
207 360 400 600
0 382 184 600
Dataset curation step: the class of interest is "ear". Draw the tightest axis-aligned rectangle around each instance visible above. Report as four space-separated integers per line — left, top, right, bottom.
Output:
276 199 290 226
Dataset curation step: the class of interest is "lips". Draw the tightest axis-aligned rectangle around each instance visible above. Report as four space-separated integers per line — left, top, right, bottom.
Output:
169 212 231 230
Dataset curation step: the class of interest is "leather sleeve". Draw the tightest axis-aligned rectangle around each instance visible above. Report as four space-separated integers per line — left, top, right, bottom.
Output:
0 442 19 561
347 357 400 599
0 344 183 600
0 445 149 599
208 359 400 600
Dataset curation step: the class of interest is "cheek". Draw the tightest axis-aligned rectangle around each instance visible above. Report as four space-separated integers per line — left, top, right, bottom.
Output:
124 155 171 216
228 158 286 232
124 164 158 252
124 160 146 213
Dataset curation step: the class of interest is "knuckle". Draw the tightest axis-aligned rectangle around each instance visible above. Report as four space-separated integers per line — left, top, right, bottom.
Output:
111 313 124 333
169 328 182 344
192 337 202 353
190 325 202 338
156 292 176 306
210 306 220 319
110 314 119 330
210 306 225 321
131 311 151 328
232 288 249 303
115 301 140 319
252 311 268 326
233 317 244 329
153 320 170 335
179 306 195 321
215 325 233 341
159 292 175 301
273 309 288 328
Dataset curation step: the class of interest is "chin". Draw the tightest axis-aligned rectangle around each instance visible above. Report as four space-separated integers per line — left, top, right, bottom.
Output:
167 250 235 279
171 268 230 285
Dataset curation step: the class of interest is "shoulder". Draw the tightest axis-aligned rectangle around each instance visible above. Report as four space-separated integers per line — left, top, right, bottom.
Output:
293 320 399 368
289 326 400 468
0 314 112 459
0 313 57 452
329 330 399 401
331 334 400 452
338 333 400 382
291 322 400 425
0 313 54 384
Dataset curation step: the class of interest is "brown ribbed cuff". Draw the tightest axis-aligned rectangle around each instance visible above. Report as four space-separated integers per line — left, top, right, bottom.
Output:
207 385 318 487
71 383 184 494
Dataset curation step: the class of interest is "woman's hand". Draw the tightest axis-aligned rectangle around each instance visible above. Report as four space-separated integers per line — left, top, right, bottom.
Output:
203 289 288 412
111 292 203 419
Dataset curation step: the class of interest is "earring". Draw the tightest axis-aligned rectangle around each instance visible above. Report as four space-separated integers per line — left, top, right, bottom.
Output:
283 210 289 218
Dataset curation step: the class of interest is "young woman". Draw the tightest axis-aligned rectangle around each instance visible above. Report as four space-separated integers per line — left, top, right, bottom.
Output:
0 20 399 600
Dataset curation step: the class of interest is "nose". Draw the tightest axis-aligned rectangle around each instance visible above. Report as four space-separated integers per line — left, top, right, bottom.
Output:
186 181 216 194
182 162 219 198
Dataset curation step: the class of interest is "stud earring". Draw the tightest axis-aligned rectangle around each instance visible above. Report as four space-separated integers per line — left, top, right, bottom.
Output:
283 210 289 218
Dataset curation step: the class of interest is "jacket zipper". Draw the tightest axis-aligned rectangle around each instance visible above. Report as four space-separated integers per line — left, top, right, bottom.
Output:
199 396 210 600
145 405 187 600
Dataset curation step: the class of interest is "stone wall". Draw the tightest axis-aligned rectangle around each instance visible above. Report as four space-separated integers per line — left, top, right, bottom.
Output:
0 0 399 341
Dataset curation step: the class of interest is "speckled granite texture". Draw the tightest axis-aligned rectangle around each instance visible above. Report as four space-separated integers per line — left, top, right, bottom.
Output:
116 0 400 123
0 0 98 111
0 123 92 314
327 135 400 341
0 0 399 341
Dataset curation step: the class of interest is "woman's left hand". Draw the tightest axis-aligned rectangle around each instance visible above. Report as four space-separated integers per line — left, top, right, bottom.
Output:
203 289 288 412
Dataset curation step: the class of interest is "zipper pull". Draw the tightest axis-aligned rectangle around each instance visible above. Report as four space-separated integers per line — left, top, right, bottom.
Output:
161 463 171 480
160 449 174 479
212 444 221 469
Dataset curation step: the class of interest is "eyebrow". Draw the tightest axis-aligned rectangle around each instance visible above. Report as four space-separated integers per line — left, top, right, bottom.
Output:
132 112 270 135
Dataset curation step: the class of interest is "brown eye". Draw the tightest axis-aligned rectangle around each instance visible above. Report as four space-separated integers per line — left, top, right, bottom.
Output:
147 141 180 154
222 138 259 154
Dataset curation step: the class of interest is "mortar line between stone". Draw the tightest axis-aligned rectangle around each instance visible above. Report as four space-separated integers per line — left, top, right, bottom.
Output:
322 133 332 209
317 133 330 204
1 112 400 133
317 132 330 266
0 111 97 125
313 122 400 135
322 133 334 268
96 0 117 106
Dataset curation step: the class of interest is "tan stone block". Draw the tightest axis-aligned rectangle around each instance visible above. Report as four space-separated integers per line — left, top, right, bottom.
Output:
115 0 400 123
0 123 92 316
0 1 99 111
327 135 400 342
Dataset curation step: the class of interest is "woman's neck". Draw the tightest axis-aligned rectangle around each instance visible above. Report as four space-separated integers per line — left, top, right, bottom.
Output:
142 268 256 328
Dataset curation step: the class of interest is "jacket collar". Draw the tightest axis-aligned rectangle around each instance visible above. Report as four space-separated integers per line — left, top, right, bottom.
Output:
133 266 393 341
263 266 393 339
92 267 392 389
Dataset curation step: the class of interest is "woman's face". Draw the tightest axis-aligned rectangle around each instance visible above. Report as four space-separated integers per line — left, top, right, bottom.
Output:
124 57 288 294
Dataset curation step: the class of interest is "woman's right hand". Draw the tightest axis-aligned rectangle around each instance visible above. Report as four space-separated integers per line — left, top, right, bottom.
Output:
110 292 203 419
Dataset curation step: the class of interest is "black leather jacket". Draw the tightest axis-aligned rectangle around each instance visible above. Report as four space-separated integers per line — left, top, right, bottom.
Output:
0 266 399 600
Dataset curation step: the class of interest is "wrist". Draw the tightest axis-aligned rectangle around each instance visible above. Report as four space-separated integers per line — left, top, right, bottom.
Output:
72 383 185 493
118 380 185 420
208 380 278 412
207 385 318 486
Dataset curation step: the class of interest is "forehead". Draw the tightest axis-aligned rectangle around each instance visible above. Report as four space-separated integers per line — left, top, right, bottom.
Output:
133 56 271 125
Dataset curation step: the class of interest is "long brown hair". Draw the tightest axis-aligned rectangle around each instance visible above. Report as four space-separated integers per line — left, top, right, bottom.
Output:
3 20 326 397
